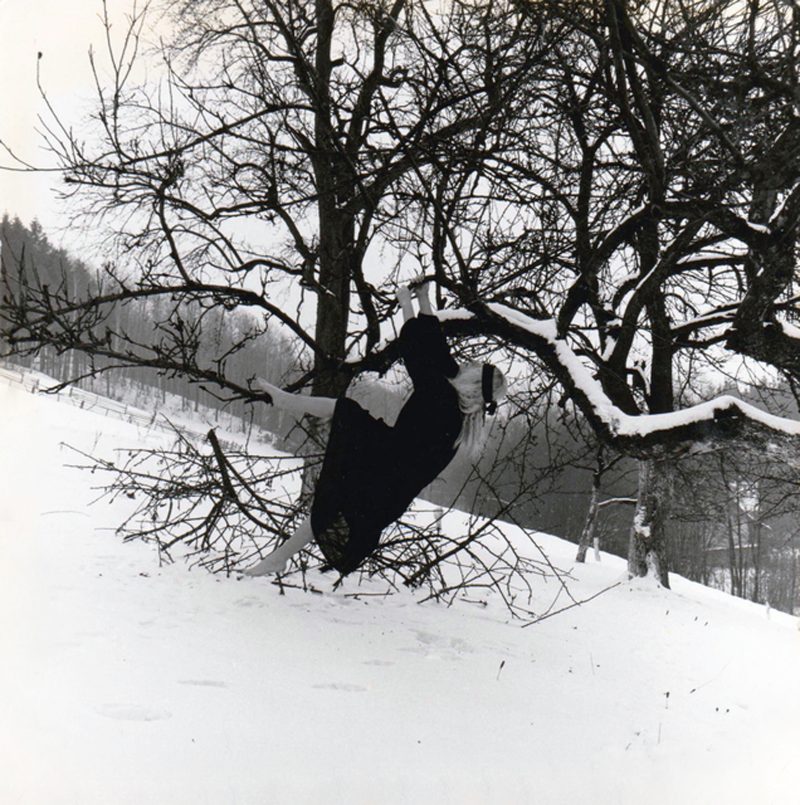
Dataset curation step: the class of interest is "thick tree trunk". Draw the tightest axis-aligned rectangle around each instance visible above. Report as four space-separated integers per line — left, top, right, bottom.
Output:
309 0 351 400
628 459 671 587
298 0 355 498
312 210 353 399
298 216 353 500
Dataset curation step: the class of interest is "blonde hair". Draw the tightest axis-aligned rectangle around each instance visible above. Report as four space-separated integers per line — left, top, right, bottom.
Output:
449 362 507 459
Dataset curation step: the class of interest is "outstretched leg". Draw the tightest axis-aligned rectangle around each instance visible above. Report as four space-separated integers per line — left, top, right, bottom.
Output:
243 517 315 576
397 286 415 322
256 379 337 419
414 281 434 315
397 281 434 322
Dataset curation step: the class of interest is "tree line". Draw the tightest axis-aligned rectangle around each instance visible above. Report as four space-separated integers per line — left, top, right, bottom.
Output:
1 213 305 437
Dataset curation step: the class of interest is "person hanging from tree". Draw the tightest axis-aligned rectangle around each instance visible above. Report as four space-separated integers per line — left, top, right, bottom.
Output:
244 282 507 577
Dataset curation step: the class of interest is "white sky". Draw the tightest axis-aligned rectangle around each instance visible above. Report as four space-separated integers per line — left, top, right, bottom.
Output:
0 1 142 247
0 0 352 337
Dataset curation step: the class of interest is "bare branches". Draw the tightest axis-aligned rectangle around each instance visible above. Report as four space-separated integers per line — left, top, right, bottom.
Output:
7 0 800 599
69 425 563 619
65 427 306 574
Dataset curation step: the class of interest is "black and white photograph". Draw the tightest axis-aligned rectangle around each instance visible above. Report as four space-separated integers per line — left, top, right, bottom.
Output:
2 1 799 802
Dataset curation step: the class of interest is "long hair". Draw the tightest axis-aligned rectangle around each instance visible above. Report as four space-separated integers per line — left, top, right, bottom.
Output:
449 362 507 459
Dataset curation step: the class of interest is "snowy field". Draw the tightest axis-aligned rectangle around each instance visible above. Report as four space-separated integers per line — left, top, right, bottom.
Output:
2 377 799 804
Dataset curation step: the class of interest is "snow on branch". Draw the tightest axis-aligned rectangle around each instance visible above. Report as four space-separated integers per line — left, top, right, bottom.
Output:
597 497 637 509
346 301 800 462
778 319 800 342
466 303 800 462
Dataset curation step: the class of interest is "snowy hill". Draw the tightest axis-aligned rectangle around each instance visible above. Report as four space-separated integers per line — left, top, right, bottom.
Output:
1 377 799 804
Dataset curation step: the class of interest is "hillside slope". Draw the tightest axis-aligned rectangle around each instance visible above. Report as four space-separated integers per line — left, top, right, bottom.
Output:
1 380 798 804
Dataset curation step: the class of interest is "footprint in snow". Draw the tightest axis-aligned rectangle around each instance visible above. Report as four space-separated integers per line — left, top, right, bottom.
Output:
401 630 474 659
234 596 264 608
311 682 367 693
96 703 172 722
177 680 228 689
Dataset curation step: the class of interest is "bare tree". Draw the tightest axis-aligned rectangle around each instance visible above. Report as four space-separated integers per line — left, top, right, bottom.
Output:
669 440 800 610
3 0 551 395
574 446 634 563
387 0 800 584
5 0 800 592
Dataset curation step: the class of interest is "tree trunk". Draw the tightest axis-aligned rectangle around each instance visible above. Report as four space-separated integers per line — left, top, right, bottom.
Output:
300 218 353 499
312 210 353 398
294 0 355 501
309 0 351 401
576 454 603 563
750 517 763 602
628 458 671 587
725 509 741 597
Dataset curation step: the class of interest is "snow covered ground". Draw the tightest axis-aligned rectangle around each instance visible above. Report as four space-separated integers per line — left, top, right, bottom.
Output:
2 377 799 804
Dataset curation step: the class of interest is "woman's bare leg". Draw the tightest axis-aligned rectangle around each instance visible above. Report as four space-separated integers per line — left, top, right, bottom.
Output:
414 281 434 315
256 379 337 419
243 517 315 576
397 286 415 322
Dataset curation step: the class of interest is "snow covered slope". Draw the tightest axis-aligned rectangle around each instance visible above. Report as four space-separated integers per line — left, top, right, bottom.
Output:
1 380 798 804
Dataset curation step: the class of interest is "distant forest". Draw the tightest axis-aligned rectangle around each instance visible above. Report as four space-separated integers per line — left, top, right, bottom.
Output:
3 216 798 612
0 214 308 435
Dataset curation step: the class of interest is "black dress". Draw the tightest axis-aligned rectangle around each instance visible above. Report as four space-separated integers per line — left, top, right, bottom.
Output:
310 314 463 575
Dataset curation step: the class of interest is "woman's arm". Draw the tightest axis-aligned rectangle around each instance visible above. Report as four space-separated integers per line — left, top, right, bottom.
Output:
255 379 337 419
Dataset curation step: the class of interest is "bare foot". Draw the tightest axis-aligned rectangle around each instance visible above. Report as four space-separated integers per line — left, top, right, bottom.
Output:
243 554 287 576
255 378 280 402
